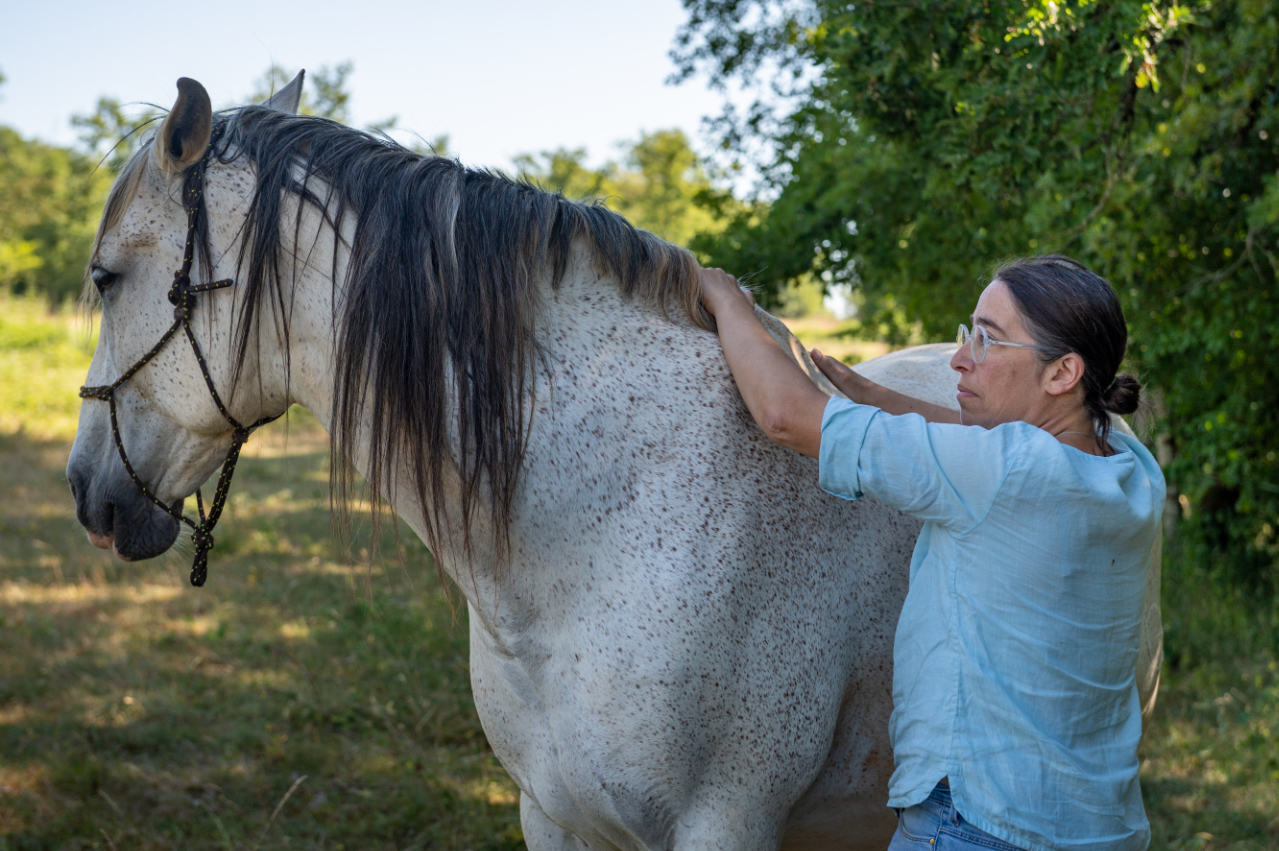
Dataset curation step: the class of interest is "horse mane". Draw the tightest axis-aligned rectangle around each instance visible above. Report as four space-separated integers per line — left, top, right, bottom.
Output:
179 105 706 570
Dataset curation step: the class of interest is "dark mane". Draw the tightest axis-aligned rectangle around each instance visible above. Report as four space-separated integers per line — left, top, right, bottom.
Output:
195 106 705 569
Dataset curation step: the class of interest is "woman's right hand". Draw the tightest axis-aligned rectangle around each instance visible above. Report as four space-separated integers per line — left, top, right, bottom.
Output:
698 266 755 320
811 348 879 405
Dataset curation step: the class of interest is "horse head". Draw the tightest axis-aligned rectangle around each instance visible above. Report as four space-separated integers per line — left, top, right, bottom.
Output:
66 75 303 563
68 71 707 584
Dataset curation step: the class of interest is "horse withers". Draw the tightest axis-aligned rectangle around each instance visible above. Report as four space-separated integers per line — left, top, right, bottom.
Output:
67 76 1159 851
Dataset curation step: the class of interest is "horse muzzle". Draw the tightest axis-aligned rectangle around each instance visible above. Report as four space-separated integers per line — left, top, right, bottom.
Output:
67 461 181 561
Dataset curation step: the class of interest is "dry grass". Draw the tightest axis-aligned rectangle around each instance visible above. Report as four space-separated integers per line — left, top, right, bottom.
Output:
0 413 524 850
0 295 522 849
0 294 1274 850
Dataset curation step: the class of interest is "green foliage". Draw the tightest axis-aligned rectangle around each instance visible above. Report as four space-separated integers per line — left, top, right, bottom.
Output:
251 61 399 133
513 146 609 199
773 274 828 318
0 127 110 304
515 129 727 248
415 133 451 157
1140 535 1279 850
308 61 354 122
678 0 1279 582
252 61 350 121
71 96 161 173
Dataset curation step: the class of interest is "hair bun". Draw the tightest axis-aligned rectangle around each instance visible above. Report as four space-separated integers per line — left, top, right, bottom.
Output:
1103 373 1141 416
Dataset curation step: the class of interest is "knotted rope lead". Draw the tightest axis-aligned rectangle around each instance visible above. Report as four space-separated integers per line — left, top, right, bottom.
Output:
80 122 281 586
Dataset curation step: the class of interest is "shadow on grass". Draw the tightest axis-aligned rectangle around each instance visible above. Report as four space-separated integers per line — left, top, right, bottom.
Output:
3 413 1276 850
0 419 524 850
1144 774 1276 851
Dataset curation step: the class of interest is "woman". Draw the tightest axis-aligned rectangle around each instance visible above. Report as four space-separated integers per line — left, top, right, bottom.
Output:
699 256 1163 851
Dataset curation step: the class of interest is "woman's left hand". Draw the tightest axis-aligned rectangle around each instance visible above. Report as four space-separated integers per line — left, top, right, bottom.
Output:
812 348 878 404
699 266 755 319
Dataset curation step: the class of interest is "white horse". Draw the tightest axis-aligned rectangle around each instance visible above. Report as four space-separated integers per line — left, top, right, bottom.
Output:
67 76 1160 851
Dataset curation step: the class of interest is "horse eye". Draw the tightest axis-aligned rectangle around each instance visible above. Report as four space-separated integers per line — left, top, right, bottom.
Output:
91 266 119 293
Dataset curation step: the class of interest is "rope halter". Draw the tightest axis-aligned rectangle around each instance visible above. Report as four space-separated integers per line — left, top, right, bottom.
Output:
79 123 281 587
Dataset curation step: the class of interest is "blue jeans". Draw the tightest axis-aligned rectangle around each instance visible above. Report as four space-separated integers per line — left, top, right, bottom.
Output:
888 783 1025 851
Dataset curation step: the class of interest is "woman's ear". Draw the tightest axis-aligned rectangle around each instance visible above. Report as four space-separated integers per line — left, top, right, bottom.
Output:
1042 352 1086 397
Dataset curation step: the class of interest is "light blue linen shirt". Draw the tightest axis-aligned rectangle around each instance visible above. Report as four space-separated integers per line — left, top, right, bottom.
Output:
819 397 1164 851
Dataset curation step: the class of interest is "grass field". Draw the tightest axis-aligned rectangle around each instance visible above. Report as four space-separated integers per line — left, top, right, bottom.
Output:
0 296 521 850
0 294 1276 850
777 315 891 366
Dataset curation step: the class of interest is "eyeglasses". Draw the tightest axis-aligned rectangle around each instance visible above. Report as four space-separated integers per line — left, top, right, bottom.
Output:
957 324 1046 364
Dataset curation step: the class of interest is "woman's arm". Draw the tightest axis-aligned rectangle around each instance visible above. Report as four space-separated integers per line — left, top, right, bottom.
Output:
810 350 962 424
702 265 1010 526
700 267 829 458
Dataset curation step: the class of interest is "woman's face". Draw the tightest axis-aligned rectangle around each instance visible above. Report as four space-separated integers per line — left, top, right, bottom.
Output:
950 280 1051 429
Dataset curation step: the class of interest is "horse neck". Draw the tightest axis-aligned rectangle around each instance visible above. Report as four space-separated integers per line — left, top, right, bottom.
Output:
277 199 513 606
279 197 346 435
282 216 710 624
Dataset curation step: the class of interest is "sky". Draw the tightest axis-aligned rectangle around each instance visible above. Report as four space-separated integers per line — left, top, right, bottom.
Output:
0 0 731 171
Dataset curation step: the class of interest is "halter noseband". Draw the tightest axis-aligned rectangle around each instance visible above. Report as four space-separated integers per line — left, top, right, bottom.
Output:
80 123 281 587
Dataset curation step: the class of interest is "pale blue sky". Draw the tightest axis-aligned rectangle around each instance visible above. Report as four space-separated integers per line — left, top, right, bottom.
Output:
0 0 730 169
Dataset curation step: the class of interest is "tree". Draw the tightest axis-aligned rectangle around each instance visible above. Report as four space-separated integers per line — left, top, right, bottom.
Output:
516 129 727 248
1 62 408 307
0 126 111 303
513 146 611 200
675 1 1279 580
252 61 352 122
71 96 161 174
250 61 398 132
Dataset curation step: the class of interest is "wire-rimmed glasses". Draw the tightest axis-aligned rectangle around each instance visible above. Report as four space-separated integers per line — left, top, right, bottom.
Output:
957 324 1046 364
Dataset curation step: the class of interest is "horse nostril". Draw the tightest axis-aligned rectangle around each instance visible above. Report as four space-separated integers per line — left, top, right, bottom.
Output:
68 477 79 502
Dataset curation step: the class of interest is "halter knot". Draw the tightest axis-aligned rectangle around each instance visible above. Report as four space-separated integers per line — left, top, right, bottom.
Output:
192 526 215 552
79 386 113 401
170 287 197 321
169 281 194 304
189 526 215 587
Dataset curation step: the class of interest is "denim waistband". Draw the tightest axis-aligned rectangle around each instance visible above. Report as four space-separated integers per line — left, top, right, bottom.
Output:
925 781 953 806
893 782 1025 851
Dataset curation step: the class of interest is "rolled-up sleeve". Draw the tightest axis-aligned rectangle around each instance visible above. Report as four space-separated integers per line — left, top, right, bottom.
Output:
819 397 1018 532
818 396 878 500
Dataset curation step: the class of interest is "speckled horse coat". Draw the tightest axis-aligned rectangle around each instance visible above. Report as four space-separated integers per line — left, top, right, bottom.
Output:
67 77 1160 851
465 272 919 851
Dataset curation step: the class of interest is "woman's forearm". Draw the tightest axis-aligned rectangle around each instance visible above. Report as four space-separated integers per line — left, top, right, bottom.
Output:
811 349 962 425
699 266 960 453
857 381 962 423
699 269 830 458
713 298 830 457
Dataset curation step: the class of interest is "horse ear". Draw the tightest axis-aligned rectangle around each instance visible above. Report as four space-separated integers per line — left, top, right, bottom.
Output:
262 70 305 114
155 77 212 173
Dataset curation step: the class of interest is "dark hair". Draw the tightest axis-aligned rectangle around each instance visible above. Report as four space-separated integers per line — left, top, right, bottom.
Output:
993 255 1140 446
163 106 701 581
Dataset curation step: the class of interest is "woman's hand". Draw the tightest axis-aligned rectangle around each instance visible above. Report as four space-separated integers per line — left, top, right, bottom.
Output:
699 266 756 320
813 347 963 424
698 264 827 458
811 348 878 405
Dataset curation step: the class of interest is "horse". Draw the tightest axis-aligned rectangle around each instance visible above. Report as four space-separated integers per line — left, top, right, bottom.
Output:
67 75 1160 851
